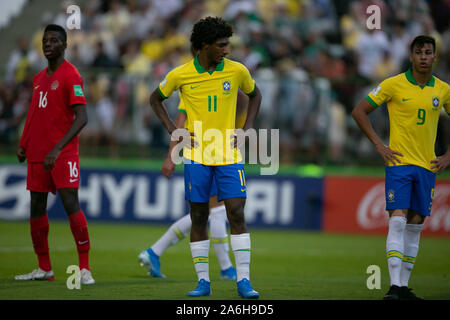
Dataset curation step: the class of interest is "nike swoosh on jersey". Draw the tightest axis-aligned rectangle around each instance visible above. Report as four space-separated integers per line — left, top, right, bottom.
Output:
241 188 246 192
70 178 78 183
402 98 412 101
190 85 200 89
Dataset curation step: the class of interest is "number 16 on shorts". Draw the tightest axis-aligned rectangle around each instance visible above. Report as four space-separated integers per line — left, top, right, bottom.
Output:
68 160 79 184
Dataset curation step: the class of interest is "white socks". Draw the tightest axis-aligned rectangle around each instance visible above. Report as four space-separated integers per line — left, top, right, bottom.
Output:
191 233 252 283
386 216 406 286
400 223 422 287
386 216 423 287
151 214 191 256
190 239 210 282
230 233 251 282
209 205 232 271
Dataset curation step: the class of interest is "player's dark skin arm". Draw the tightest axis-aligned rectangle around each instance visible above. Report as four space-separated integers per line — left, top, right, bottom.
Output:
232 86 261 148
150 90 194 148
431 146 450 174
17 95 36 163
43 104 87 171
17 147 26 162
242 85 261 131
149 90 178 135
352 99 404 165
161 112 187 178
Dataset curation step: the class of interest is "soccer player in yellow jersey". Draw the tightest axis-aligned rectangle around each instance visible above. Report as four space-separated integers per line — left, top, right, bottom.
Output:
138 91 248 280
352 35 450 300
150 17 262 298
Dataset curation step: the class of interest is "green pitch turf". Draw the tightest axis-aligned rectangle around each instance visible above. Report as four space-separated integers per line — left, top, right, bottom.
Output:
0 220 449 300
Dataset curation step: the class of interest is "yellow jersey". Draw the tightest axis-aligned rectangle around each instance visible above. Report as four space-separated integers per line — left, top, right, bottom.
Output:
366 68 450 171
158 56 256 165
177 91 247 128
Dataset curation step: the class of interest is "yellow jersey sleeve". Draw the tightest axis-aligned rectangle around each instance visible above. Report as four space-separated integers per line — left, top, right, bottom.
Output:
158 68 180 99
178 94 186 114
366 78 394 108
444 83 450 115
238 64 256 96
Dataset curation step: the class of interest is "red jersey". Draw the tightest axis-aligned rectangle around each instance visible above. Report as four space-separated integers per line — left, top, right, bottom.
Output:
20 60 86 163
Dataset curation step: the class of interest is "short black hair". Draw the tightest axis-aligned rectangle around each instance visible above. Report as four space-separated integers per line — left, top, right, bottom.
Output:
410 35 435 53
44 24 67 43
190 16 233 51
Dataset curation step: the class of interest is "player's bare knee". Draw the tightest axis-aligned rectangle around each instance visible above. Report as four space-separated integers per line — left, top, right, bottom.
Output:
407 210 425 224
225 198 244 215
30 192 48 218
228 208 245 223
226 204 247 232
190 212 208 227
59 188 81 215
388 209 408 218
190 203 209 227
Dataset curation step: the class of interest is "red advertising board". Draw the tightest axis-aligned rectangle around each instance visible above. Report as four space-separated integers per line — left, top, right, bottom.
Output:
323 176 450 236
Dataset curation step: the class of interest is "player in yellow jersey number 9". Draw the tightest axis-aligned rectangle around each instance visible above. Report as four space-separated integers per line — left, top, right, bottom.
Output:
352 35 450 300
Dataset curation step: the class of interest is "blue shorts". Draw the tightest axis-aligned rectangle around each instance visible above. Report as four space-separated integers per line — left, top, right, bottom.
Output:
184 159 247 203
385 165 436 216
210 177 218 197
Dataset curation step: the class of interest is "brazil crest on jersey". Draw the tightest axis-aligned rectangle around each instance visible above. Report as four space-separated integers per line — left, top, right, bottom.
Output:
158 56 255 165
366 68 450 171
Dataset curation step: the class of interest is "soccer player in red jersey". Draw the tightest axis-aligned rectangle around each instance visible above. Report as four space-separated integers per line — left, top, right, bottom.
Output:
14 24 94 284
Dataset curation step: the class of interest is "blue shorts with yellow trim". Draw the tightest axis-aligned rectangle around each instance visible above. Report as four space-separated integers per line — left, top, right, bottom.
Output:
184 158 247 203
385 165 435 216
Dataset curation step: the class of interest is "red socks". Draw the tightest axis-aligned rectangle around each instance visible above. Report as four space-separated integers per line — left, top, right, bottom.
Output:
30 214 52 272
69 211 91 270
30 211 90 272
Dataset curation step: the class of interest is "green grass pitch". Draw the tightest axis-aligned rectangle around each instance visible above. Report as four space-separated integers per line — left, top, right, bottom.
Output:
0 220 449 300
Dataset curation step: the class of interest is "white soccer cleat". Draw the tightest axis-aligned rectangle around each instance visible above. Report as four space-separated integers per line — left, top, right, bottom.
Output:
14 268 54 281
80 268 95 285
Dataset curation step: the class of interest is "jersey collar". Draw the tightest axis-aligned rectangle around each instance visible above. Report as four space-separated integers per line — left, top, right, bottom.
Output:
405 68 435 88
194 55 224 75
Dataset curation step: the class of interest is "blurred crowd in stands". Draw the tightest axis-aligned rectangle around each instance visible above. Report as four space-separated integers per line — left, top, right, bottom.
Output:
1 0 449 165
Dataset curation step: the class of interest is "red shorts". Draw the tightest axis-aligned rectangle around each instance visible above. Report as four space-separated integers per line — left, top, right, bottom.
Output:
27 157 80 194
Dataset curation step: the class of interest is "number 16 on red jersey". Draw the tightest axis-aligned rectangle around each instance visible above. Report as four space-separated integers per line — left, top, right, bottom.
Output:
39 91 48 108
